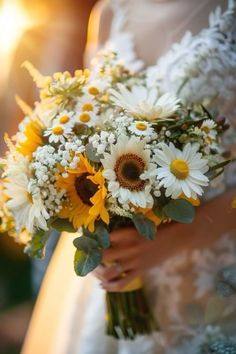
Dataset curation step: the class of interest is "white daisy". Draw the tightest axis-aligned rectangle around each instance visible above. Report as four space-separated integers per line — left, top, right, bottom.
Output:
76 94 98 116
5 166 49 233
44 123 71 143
110 83 180 121
128 120 155 137
154 142 209 199
86 79 107 96
53 110 75 129
201 119 217 143
101 135 154 208
75 110 98 128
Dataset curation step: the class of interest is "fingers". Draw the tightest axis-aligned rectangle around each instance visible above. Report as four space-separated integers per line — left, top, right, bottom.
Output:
102 244 139 263
93 264 121 282
101 270 140 292
110 227 142 245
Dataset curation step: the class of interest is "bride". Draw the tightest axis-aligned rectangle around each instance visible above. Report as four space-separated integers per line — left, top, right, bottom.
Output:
22 1 236 353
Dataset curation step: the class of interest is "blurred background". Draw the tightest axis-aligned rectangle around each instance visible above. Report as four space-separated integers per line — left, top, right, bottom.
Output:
0 1 97 353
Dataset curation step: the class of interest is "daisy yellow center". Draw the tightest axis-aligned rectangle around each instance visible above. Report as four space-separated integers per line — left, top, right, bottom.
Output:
136 122 147 131
170 159 189 180
59 115 70 124
114 153 145 191
27 192 33 204
75 173 98 205
88 86 99 95
82 103 94 112
202 126 210 133
205 136 213 145
79 113 91 123
52 126 64 135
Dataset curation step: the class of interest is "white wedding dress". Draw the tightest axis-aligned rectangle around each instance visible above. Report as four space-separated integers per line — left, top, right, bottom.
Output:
22 1 236 353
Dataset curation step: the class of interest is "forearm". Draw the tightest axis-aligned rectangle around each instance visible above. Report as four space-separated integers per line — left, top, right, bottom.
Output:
153 188 236 265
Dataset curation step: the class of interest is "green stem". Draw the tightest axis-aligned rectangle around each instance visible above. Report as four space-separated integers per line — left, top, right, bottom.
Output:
105 289 159 340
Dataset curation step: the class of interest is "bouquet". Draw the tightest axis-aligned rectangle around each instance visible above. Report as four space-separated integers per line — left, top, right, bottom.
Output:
0 51 231 340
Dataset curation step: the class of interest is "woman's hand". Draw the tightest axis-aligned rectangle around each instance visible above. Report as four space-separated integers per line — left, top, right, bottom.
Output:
93 188 236 292
93 226 167 292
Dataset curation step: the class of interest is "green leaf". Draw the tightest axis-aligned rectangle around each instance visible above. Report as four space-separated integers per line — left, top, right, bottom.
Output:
94 223 110 249
200 104 213 119
85 143 102 163
207 159 232 172
132 213 156 240
163 199 195 224
82 224 110 249
152 205 165 219
206 168 224 181
74 248 102 276
51 218 77 233
73 235 98 252
25 229 50 259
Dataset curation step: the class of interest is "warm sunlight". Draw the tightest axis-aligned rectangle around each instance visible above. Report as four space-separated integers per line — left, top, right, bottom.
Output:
0 0 32 57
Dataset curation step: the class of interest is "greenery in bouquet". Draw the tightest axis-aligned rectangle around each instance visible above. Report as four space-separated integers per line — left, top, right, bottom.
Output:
0 51 231 339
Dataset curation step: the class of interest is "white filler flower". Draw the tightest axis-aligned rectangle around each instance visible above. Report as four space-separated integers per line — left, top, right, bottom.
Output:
101 135 154 208
155 142 209 199
110 83 179 121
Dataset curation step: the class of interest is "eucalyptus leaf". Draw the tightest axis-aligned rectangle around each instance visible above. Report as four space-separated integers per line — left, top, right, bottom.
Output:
85 143 102 163
73 235 98 252
132 213 156 240
82 224 110 249
163 199 195 224
51 218 77 233
25 229 50 259
74 248 102 276
152 205 165 219
94 223 110 249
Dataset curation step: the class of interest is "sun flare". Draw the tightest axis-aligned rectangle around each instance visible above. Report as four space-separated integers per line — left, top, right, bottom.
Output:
0 0 32 56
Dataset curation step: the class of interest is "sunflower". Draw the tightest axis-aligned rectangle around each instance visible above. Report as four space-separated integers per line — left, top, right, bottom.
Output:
17 119 44 157
101 135 154 208
57 155 109 232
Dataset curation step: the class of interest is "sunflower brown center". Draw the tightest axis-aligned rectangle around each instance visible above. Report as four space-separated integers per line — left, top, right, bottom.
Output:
75 173 98 205
114 153 146 191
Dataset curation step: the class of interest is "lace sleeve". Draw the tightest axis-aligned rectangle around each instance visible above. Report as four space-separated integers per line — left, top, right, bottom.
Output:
147 0 236 115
